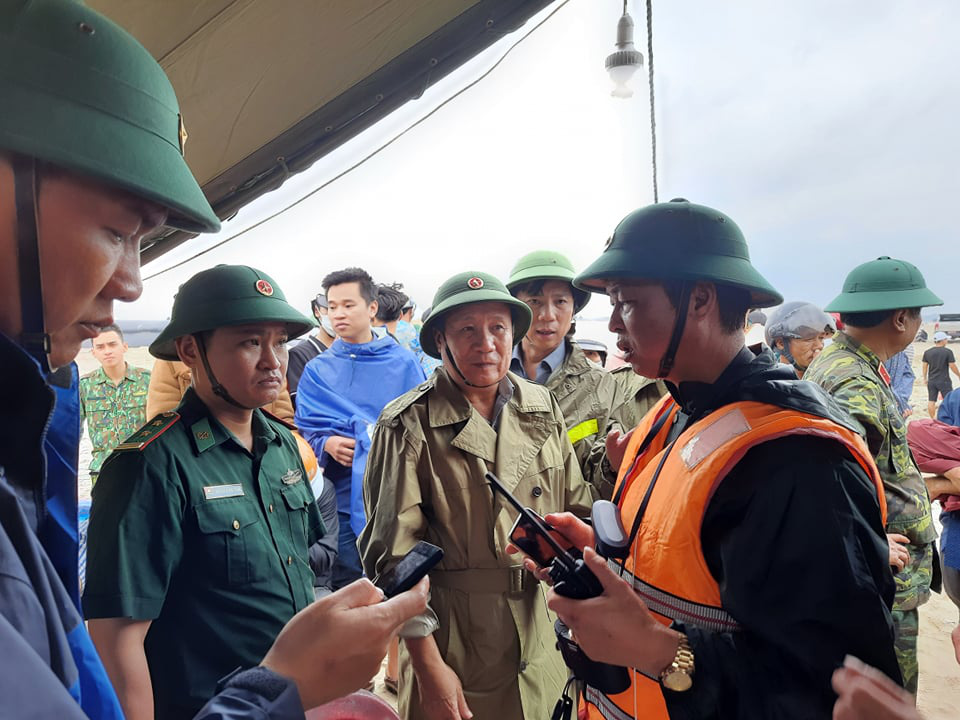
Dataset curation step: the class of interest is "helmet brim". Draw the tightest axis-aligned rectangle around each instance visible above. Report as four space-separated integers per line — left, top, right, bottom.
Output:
574 248 783 308
150 299 316 360
825 287 944 313
0 82 220 233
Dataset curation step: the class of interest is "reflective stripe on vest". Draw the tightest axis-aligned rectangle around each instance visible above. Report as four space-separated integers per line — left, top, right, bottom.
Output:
584 685 636 720
583 399 886 720
608 559 741 633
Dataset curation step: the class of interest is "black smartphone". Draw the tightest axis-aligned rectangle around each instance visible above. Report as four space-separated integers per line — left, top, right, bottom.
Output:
376 540 444 598
487 471 581 573
509 511 575 568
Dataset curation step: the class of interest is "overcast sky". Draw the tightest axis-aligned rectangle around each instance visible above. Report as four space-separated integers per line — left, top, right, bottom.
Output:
123 0 960 346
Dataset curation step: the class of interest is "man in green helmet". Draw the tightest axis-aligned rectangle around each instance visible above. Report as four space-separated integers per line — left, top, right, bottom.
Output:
0 1 426 717
506 250 665 499
524 200 899 719
805 256 945 695
359 271 595 720
85 265 324 718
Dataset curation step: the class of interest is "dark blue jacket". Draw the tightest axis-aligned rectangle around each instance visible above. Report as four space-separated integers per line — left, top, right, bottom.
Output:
0 333 305 719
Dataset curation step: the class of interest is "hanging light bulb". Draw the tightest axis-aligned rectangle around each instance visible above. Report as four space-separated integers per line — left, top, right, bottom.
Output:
605 2 644 98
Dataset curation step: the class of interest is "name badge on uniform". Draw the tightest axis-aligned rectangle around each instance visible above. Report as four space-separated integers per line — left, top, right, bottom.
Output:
203 484 244 500
281 469 302 485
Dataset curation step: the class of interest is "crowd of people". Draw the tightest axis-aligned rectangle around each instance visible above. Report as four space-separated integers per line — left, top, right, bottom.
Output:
1 2 959 720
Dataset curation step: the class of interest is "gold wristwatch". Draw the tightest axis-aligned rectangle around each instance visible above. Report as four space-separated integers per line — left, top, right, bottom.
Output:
659 633 695 692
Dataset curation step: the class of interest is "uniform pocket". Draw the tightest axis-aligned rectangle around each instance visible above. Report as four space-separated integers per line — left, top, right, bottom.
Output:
281 485 311 543
195 498 267 586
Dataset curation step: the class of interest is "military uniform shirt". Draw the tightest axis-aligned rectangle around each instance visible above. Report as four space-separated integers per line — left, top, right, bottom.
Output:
83 388 322 717
805 331 936 611
78 364 151 474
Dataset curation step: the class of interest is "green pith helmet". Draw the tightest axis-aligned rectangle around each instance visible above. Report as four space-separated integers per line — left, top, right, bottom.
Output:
574 199 782 308
0 0 219 232
420 272 533 359
825 256 943 313
507 250 590 313
150 265 316 360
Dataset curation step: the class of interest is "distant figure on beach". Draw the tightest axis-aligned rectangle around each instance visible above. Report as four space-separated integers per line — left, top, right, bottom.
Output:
922 331 960 418
79 324 150 485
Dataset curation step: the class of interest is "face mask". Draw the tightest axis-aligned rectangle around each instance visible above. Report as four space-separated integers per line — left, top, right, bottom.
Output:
320 315 335 336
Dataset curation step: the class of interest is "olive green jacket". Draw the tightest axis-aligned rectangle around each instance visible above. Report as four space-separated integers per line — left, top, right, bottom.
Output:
540 343 628 496
805 332 935 611
582 364 667 499
359 368 595 720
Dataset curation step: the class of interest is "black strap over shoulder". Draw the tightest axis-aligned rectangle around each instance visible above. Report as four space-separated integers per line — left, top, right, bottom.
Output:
13 154 50 373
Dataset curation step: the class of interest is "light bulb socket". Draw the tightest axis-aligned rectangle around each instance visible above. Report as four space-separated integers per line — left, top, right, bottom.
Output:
605 48 644 71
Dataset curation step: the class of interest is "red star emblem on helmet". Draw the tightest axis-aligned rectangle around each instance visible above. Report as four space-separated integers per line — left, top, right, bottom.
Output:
467 276 484 289
255 279 274 296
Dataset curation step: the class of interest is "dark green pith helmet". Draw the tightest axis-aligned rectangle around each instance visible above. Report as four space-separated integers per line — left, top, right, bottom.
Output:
507 250 590 313
0 0 219 232
574 199 782 308
420 272 533 359
150 265 316 360
824 256 943 313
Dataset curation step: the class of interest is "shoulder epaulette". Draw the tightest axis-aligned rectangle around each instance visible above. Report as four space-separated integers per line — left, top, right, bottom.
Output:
379 379 435 425
115 411 180 452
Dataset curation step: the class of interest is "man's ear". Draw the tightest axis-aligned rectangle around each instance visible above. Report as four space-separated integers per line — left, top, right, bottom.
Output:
688 281 717 320
369 300 379 319
175 335 199 369
890 309 912 333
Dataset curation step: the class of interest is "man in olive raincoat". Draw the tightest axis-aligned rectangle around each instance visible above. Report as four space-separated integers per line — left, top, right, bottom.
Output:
359 271 596 720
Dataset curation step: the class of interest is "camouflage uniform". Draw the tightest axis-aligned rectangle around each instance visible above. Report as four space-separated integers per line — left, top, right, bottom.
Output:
805 331 935 692
79 364 151 479
586 366 668 499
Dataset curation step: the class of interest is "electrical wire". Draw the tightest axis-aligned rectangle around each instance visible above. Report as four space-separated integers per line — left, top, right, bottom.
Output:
143 0 574 281
645 0 658 203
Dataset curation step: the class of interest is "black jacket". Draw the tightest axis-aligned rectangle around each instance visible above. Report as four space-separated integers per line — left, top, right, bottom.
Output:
661 348 900 719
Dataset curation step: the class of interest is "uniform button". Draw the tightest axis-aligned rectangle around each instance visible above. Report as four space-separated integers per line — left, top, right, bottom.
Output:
232 519 240 530
269 504 274 513
287 556 293 565
532 486 542 498
519 660 528 672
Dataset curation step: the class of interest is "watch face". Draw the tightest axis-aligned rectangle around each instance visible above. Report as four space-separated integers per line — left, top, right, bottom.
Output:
662 670 693 692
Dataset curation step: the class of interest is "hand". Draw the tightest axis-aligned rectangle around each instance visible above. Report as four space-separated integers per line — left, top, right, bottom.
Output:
506 513 596 584
902 407 913 418
953 625 960 665
414 657 473 720
261 577 429 709
605 428 634 473
831 655 920 720
325 436 355 466
886 534 910 572
547 547 679 676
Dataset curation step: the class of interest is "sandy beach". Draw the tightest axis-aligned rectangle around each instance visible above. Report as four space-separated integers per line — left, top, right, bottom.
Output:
73 340 959 715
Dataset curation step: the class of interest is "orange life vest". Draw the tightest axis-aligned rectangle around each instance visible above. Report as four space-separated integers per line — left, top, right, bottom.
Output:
582 396 886 720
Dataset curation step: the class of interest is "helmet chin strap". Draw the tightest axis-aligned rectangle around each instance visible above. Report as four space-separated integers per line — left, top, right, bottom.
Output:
441 337 501 389
194 334 259 411
13 154 52 373
656 281 691 379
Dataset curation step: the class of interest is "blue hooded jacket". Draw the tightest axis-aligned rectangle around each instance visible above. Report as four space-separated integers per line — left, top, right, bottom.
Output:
294 336 425 535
